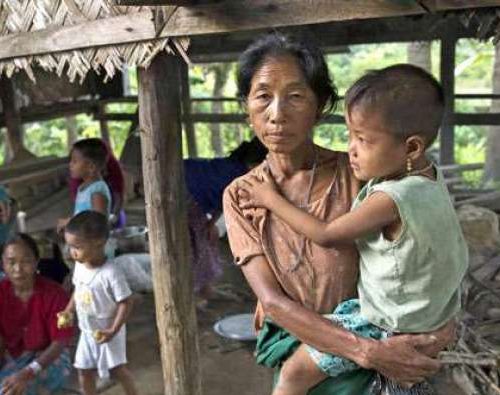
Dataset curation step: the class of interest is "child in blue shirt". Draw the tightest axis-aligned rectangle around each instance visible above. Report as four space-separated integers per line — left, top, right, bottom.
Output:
58 139 112 231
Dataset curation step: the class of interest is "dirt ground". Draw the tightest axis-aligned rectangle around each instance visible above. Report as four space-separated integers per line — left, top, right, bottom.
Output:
86 238 463 395
93 240 274 395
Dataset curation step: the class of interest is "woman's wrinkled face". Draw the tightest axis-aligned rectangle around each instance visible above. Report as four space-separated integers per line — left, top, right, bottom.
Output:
247 55 320 154
2 242 37 289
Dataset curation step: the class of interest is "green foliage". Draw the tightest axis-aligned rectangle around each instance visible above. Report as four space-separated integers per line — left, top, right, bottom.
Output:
4 39 496 186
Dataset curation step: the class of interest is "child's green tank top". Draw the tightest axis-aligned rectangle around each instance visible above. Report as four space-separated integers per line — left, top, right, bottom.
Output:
352 167 468 332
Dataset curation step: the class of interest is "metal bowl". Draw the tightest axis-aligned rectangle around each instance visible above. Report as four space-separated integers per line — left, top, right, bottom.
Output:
110 226 148 253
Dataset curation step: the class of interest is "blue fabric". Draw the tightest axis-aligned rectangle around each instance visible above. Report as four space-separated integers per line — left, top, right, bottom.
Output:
0 186 11 245
307 299 388 377
0 349 72 395
74 180 112 216
184 158 247 214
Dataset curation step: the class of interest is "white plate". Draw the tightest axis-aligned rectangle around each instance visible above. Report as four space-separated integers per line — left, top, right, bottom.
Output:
213 313 256 341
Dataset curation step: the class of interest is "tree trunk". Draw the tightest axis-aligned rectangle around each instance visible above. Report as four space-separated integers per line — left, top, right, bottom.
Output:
484 41 500 184
407 41 432 72
138 52 201 395
209 64 230 156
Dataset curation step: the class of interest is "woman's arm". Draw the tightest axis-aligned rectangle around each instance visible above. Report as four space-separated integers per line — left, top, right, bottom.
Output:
242 255 442 383
1 340 66 395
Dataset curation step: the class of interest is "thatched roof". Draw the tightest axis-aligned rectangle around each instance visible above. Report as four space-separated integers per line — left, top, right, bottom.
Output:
0 1 189 82
1 1 500 82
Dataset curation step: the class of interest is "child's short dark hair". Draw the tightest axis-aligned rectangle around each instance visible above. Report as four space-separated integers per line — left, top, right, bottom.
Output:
345 64 444 146
71 138 108 171
65 211 109 241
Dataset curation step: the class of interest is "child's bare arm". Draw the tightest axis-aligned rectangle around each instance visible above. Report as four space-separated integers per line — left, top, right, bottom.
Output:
91 192 108 215
96 297 134 343
57 294 75 328
240 174 398 247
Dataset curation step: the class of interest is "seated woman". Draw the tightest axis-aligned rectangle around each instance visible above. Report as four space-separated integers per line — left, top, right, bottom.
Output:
0 233 74 395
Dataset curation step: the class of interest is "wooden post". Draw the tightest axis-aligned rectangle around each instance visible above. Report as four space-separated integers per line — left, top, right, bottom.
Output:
97 103 111 146
0 77 35 163
440 36 456 165
138 52 201 395
66 116 78 150
180 62 198 158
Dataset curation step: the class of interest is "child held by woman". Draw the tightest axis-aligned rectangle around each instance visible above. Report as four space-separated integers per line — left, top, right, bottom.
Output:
57 211 138 395
239 64 468 395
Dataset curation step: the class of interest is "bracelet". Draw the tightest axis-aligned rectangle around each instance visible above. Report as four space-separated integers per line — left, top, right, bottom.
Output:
27 360 43 376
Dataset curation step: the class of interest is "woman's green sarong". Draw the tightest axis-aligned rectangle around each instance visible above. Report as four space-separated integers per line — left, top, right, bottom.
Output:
256 320 375 395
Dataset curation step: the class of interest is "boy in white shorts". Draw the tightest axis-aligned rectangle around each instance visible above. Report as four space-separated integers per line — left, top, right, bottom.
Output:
58 211 138 395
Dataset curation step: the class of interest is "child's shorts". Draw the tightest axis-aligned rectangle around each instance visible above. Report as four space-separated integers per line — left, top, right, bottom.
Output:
306 298 388 376
74 326 127 378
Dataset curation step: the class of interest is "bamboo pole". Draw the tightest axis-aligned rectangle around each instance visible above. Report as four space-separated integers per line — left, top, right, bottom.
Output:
138 51 201 395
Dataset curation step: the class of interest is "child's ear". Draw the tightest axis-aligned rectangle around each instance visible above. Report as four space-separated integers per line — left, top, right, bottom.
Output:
405 135 426 161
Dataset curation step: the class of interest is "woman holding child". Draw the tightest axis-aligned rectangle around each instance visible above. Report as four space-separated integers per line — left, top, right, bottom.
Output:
223 33 459 394
0 233 74 395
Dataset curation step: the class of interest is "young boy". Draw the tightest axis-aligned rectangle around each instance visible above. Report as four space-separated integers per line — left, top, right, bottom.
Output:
58 211 138 395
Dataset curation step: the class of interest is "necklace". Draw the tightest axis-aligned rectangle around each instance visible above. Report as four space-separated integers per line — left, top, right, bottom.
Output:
407 162 434 177
265 146 318 272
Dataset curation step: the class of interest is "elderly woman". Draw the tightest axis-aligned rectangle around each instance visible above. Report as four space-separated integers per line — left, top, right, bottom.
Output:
0 233 74 395
223 33 452 394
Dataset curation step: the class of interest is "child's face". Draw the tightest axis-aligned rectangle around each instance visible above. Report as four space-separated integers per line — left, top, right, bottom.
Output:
64 231 106 266
2 242 37 289
347 105 408 181
69 149 93 179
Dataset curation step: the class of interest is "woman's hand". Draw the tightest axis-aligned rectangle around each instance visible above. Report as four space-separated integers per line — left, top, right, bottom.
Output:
238 170 279 209
1 368 33 395
357 334 442 385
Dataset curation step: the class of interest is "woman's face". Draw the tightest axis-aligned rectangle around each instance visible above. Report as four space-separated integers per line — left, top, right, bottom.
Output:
246 55 320 155
2 242 37 289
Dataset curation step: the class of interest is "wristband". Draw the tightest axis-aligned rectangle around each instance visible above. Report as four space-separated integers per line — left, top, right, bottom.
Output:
27 360 43 376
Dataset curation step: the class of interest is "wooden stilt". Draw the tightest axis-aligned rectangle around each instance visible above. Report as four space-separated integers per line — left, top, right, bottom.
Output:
0 77 35 163
138 52 201 395
440 35 456 165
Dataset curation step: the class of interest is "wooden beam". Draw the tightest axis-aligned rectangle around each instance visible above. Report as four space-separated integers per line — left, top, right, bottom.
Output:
440 35 456 165
138 52 201 395
115 0 220 4
1 1 500 61
454 113 500 125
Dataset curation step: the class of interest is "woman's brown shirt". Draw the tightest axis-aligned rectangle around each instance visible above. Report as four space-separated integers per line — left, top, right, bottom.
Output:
223 149 361 329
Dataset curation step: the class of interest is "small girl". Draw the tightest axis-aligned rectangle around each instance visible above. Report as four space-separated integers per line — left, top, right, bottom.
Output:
58 138 112 231
58 211 138 395
239 64 468 395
